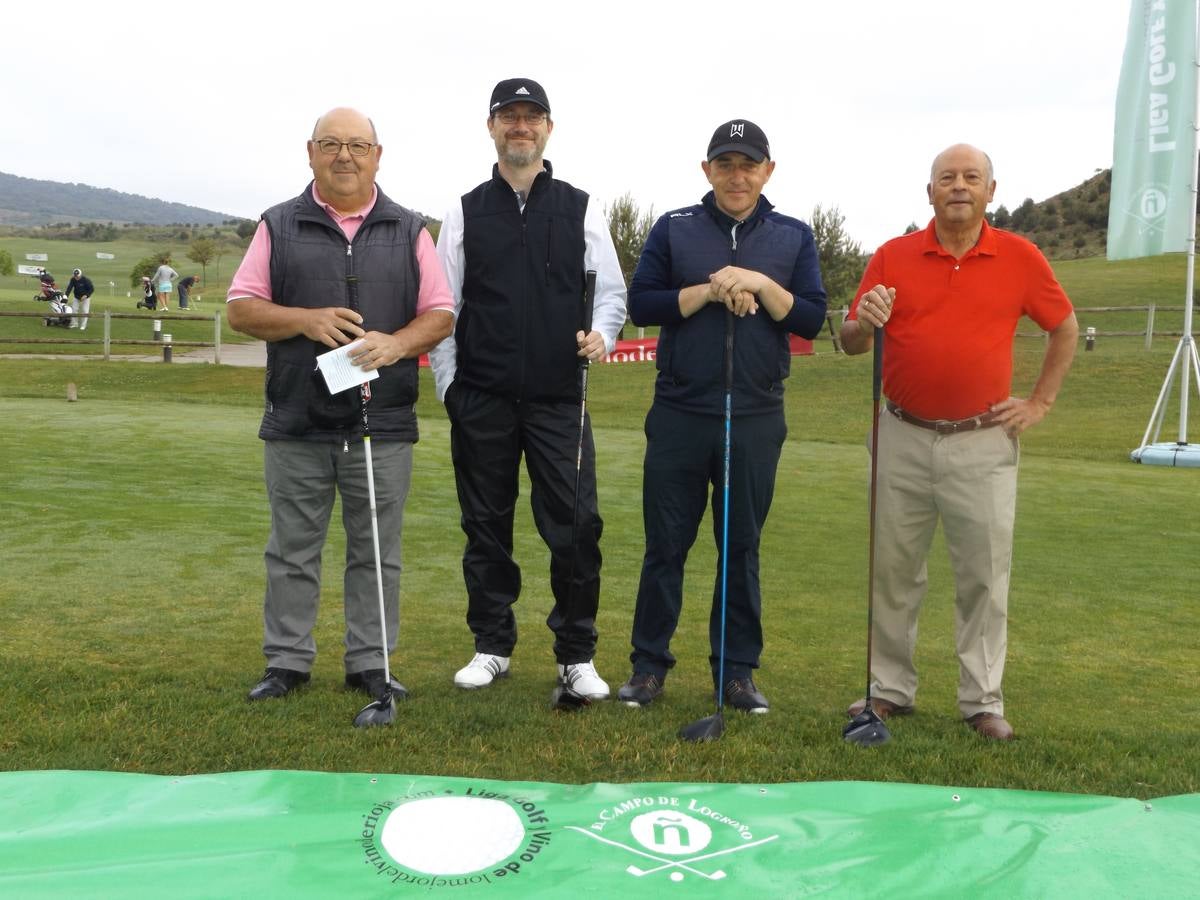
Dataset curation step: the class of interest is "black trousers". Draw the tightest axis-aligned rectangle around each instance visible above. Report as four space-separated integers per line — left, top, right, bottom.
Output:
629 402 786 683
447 383 602 663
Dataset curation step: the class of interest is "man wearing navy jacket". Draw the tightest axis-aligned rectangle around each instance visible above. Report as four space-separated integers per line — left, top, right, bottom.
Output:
618 120 827 712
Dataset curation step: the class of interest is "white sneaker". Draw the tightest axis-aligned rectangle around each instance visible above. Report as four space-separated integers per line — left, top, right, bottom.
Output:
558 661 610 700
454 653 510 689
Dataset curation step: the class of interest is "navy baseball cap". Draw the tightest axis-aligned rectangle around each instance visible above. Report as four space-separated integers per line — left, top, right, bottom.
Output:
490 78 551 115
707 119 770 162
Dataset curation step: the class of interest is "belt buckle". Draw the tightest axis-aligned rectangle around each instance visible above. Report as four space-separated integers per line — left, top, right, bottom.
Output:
934 419 957 435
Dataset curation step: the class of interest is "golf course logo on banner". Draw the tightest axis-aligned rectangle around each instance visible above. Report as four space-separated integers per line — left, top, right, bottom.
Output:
1107 0 1198 260
359 785 553 890
566 792 779 883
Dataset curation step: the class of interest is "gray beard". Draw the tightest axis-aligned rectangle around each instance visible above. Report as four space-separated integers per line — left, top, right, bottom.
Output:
502 145 540 167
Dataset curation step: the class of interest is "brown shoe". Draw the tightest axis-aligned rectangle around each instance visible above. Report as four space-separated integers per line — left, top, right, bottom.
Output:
966 712 1014 741
846 697 913 720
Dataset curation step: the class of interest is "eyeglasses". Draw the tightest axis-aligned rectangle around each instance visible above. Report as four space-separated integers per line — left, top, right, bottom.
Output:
495 110 546 125
313 139 377 157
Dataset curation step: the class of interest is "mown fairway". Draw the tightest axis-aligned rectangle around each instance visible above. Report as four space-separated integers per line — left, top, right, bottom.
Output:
1 328 1196 798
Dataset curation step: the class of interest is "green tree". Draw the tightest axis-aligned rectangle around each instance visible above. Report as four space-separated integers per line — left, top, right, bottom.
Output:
0 249 14 277
187 237 219 283
129 253 171 288
235 219 257 240
991 204 1011 229
605 192 654 286
809 204 865 308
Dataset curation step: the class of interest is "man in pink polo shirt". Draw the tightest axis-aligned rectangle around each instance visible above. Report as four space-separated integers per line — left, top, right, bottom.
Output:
228 107 454 706
840 144 1078 741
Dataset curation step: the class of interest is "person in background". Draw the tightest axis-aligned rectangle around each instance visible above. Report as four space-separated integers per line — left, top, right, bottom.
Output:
178 274 200 310
65 268 95 330
153 258 179 311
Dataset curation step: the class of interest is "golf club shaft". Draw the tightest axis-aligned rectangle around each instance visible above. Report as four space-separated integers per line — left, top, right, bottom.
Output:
716 308 734 711
566 270 597 648
865 326 884 706
360 383 392 689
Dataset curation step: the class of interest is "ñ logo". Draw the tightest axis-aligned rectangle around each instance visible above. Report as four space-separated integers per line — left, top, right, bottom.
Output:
730 123 744 138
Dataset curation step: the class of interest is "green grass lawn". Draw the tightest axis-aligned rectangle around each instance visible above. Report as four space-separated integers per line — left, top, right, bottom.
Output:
0 233 246 354
0 340 1196 799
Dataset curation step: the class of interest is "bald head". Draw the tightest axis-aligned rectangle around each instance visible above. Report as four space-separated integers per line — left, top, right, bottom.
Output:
312 107 378 143
930 143 993 185
926 143 996 239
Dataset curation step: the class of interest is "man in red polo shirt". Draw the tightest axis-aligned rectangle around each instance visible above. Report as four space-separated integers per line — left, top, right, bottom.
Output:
840 143 1078 741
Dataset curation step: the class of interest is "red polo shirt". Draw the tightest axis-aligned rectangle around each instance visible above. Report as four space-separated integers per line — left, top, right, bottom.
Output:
850 220 1073 420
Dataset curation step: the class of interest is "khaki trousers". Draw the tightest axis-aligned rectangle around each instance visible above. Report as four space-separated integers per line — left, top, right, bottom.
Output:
870 410 1019 717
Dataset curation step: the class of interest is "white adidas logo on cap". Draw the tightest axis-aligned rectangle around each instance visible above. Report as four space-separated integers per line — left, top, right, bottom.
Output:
516 86 530 95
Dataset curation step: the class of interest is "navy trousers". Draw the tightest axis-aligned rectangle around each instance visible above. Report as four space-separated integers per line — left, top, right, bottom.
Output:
629 401 786 683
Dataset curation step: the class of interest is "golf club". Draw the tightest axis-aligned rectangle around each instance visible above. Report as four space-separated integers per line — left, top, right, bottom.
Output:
679 308 734 742
843 324 891 747
353 382 397 728
550 269 598 712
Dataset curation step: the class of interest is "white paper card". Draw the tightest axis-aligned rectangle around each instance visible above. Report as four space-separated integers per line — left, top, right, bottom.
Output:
315 340 379 395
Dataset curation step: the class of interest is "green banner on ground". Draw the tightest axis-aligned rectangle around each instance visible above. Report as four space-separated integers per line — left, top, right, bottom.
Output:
0 771 1196 898
1108 0 1198 260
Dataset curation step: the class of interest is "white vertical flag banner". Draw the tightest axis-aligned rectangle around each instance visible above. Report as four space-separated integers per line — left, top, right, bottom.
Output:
1108 0 1198 261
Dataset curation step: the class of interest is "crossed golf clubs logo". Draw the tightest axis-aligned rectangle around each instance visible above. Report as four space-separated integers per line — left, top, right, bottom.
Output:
567 810 778 882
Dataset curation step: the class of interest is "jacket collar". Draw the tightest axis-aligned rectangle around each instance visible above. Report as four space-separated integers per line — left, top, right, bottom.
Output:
701 191 773 230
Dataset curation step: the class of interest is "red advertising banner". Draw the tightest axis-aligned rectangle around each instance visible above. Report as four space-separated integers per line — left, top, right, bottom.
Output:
419 335 813 368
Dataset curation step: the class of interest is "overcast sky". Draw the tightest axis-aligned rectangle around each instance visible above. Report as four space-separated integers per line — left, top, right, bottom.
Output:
1 0 1129 250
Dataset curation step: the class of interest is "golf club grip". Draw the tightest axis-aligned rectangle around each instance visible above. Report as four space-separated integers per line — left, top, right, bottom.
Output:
872 326 883 404
583 269 596 337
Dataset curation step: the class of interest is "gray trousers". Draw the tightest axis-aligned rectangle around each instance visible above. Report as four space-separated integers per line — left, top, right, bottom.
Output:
262 439 412 674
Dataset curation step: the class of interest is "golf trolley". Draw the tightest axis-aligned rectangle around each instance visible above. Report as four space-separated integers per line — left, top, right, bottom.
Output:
34 279 72 328
135 277 159 310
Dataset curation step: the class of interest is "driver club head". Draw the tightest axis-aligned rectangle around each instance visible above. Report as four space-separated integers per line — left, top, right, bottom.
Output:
843 708 891 746
679 712 725 743
352 691 396 728
550 681 591 712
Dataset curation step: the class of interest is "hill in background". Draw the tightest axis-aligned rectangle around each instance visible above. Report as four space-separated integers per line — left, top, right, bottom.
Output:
0 171 241 228
991 169 1113 260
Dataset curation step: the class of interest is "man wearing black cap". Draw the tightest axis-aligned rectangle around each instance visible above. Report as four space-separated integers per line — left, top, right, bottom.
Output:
430 78 627 701
65 268 95 330
616 120 827 713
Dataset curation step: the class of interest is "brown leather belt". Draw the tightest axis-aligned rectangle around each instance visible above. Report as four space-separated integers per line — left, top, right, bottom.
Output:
885 400 1000 435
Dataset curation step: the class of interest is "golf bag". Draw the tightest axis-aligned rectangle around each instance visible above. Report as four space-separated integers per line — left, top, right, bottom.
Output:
135 279 159 310
36 289 73 327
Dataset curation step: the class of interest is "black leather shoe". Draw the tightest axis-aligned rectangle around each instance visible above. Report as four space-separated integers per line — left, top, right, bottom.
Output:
346 669 409 701
618 672 664 707
247 667 310 701
720 677 769 714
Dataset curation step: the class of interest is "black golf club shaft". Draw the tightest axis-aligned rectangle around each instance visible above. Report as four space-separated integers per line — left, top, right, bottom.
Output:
559 270 596 703
865 325 884 710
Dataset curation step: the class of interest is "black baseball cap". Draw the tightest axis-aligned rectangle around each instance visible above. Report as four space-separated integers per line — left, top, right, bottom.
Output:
490 78 551 115
707 119 770 162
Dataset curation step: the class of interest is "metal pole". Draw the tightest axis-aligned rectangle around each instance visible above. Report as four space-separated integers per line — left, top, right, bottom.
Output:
214 312 222 365
103 310 111 361
1146 302 1156 350
1177 2 1200 443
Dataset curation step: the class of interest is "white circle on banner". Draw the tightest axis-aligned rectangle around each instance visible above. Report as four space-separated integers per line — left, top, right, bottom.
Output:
380 797 525 874
629 811 713 856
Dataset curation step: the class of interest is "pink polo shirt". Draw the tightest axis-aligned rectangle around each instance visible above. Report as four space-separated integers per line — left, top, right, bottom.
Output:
227 184 453 316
